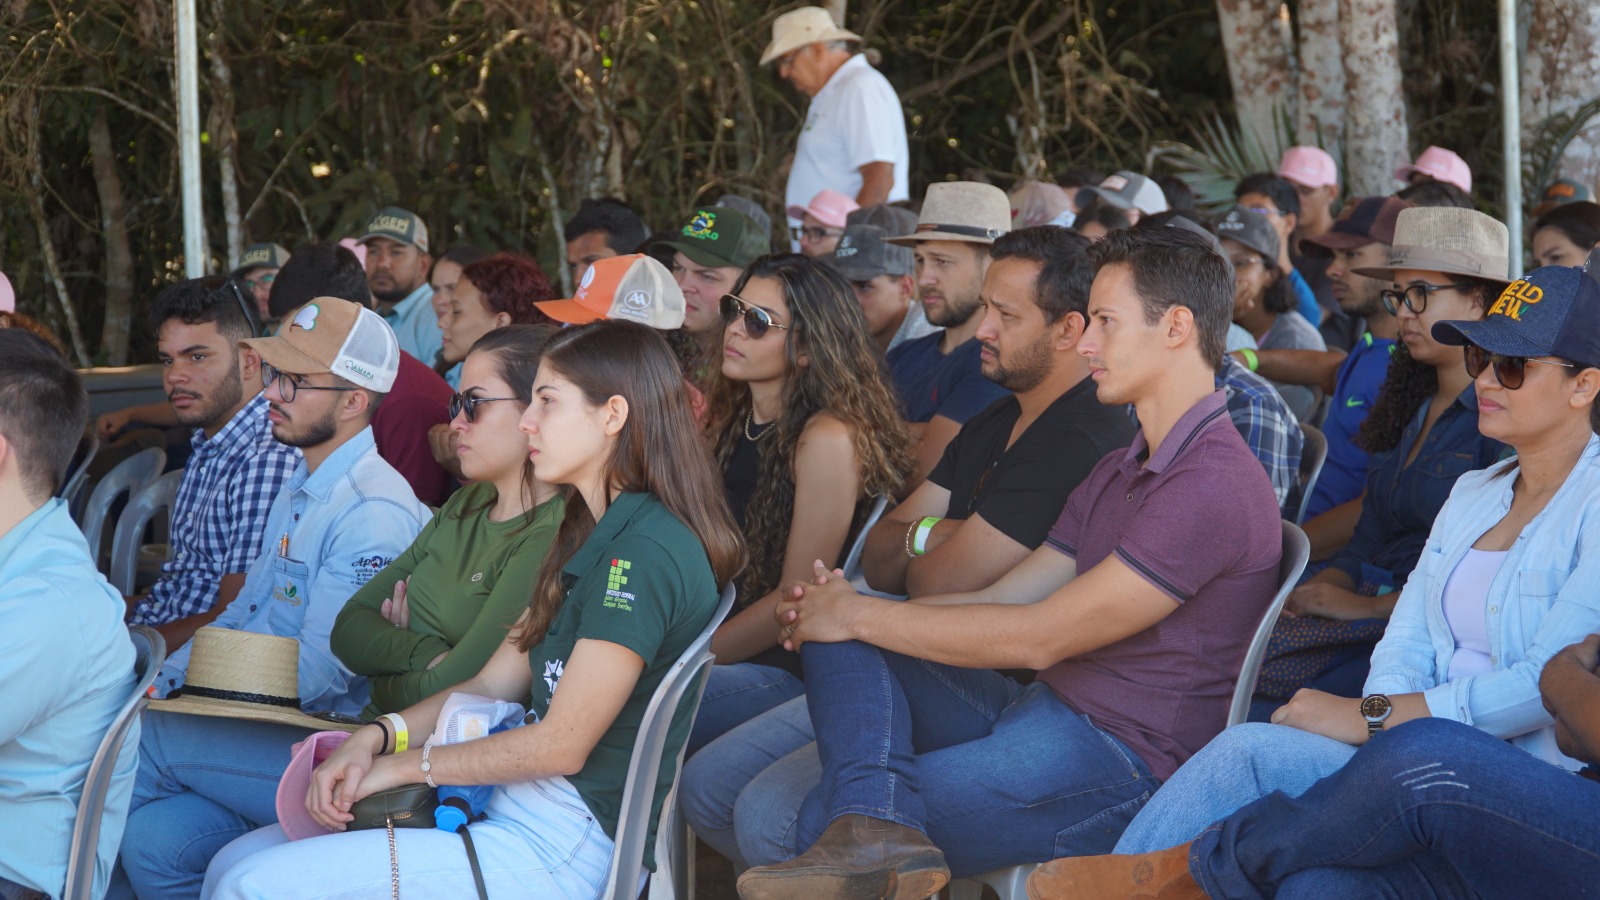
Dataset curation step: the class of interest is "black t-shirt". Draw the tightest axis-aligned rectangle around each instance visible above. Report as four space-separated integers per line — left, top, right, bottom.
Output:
724 427 764 529
928 378 1135 549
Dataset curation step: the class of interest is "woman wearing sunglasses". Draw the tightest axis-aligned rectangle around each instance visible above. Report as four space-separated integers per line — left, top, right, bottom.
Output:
689 253 915 753
1033 263 1600 898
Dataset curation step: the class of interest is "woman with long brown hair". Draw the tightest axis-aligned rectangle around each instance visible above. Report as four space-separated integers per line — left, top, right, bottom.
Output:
208 320 745 898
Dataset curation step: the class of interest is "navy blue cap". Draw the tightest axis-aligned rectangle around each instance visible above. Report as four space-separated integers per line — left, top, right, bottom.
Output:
1432 265 1600 370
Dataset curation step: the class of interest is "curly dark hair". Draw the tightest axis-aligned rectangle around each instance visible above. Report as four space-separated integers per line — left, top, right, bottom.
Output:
459 253 558 325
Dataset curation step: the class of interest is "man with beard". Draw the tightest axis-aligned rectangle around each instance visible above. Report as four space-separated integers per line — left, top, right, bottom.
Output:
358 206 440 365
124 280 301 650
884 182 1012 485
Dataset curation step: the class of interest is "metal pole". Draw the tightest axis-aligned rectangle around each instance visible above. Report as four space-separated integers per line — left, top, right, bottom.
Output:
1500 0 1523 278
175 0 206 277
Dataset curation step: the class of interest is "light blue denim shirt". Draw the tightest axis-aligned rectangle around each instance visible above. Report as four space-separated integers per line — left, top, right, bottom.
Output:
0 499 136 898
1366 433 1600 769
156 427 431 717
382 282 442 366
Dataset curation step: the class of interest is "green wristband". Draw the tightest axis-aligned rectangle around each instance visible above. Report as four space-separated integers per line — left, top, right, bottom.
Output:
1238 347 1259 372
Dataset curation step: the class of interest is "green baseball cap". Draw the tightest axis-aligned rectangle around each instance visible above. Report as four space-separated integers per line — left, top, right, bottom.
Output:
659 206 768 270
357 206 430 254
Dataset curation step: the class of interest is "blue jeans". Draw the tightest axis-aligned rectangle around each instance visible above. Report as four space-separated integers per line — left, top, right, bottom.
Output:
1114 722 1355 854
686 662 806 757
796 640 1160 877
681 695 816 868
112 712 309 900
1191 718 1600 898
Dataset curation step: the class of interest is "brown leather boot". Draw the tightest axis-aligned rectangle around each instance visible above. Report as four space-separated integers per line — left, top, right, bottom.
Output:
736 813 950 900
1026 843 1206 900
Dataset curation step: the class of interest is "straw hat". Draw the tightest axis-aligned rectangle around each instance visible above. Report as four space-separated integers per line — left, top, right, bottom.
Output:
887 182 1011 246
760 7 861 66
147 628 362 732
1351 207 1511 286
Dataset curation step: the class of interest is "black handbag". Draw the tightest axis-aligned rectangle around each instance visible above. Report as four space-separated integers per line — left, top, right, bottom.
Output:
348 784 488 900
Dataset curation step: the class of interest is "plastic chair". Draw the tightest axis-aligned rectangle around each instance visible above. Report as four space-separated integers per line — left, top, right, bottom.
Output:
600 582 737 900
60 431 99 519
108 470 184 595
839 495 893 582
63 625 167 900
1294 423 1329 526
80 447 166 569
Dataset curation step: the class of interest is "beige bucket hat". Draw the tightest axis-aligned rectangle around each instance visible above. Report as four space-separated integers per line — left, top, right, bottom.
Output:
146 628 363 732
1352 207 1511 285
760 7 862 65
888 182 1012 246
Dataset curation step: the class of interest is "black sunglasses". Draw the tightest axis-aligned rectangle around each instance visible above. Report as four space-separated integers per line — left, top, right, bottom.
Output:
203 276 260 339
1463 342 1575 390
1380 282 1473 316
449 392 519 423
721 293 791 340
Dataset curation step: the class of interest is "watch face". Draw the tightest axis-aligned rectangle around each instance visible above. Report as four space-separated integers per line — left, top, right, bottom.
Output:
1360 695 1392 719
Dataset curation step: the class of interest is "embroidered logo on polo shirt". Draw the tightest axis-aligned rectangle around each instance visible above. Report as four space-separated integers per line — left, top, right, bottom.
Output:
543 658 565 694
471 572 484 583
604 558 635 611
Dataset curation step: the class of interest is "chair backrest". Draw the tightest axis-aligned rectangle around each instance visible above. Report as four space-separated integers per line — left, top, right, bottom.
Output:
60 431 100 519
1294 423 1329 526
108 470 185 595
63 625 167 900
1227 520 1310 727
602 582 738 900
839 495 892 582
81 447 167 568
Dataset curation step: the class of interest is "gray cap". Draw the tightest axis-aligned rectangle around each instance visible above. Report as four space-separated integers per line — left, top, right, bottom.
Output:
1214 204 1280 264
847 204 918 236
714 194 773 241
823 225 914 281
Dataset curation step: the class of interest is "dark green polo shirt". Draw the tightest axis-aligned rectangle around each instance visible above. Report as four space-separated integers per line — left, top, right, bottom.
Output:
525 491 718 869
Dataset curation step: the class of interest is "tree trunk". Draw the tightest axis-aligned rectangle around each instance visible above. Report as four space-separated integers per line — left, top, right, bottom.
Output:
26 103 90 366
1338 0 1409 197
89 107 134 365
1294 0 1343 161
1520 0 1600 189
1215 0 1295 154
207 0 244 269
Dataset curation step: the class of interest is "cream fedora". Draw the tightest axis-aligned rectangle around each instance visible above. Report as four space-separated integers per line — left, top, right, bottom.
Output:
1352 206 1511 285
146 628 362 732
887 182 1011 246
760 7 862 66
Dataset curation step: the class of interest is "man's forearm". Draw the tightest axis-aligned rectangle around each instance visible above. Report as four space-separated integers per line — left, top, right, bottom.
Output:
1542 658 1600 763
851 594 1050 668
1246 348 1347 393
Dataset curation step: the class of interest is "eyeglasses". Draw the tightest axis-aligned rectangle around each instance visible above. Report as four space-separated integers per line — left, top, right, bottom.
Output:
1229 255 1264 270
1463 342 1575 390
790 225 844 243
721 293 791 340
202 276 259 339
262 364 358 403
241 272 276 291
449 392 520 423
1380 282 1474 316
1246 205 1281 219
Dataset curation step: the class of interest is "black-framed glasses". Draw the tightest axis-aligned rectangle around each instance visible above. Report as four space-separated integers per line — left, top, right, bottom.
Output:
202 276 260 339
1380 282 1474 316
790 225 843 243
721 293 791 340
241 272 277 292
449 392 520 423
262 364 358 403
1463 342 1576 390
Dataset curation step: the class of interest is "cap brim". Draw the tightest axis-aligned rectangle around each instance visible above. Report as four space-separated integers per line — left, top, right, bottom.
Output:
1430 317 1552 358
239 335 331 376
147 695 362 733
1298 231 1376 258
822 256 885 281
356 232 421 249
1081 187 1135 210
534 298 606 325
659 240 738 270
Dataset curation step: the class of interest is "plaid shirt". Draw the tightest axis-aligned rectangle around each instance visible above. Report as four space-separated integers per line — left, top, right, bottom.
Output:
1216 356 1304 517
129 392 299 625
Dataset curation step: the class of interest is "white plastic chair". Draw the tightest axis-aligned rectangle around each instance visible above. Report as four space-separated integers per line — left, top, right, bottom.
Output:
108 470 184 595
60 431 99 520
63 625 166 900
80 447 166 569
598 582 737 900
839 495 893 582
1294 423 1329 526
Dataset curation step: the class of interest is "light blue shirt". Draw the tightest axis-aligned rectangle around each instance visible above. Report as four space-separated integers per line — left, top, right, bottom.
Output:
383 282 442 366
443 361 462 391
1366 434 1600 769
0 499 135 898
157 427 431 717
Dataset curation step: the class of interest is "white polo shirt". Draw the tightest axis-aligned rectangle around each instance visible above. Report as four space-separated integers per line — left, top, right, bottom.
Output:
785 54 909 226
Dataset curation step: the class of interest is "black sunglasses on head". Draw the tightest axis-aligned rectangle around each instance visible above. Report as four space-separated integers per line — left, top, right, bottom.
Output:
202 276 260 339
720 293 791 340
1463 341 1576 390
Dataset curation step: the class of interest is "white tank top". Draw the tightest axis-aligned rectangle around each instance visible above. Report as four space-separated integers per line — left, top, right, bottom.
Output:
1441 548 1510 680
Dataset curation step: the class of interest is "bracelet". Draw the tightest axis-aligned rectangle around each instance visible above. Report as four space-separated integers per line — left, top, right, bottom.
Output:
421 743 436 788
911 517 941 556
373 718 392 755
1238 347 1259 372
380 713 408 754
904 519 921 559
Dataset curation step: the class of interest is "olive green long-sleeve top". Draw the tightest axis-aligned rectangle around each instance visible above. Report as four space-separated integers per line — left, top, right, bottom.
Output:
331 482 563 718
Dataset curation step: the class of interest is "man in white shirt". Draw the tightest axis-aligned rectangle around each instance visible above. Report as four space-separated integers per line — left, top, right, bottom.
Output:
763 7 909 239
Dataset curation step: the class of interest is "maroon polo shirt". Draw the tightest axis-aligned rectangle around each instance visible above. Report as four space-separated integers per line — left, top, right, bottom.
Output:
1038 389 1282 780
372 351 454 506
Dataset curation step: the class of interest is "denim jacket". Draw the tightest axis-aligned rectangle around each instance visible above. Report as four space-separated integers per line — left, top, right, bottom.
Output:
1326 385 1503 588
1366 434 1600 769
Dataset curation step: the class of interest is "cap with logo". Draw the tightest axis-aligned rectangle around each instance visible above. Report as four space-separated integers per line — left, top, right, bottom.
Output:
1298 196 1411 257
847 203 918 235
760 6 862 65
823 225 914 281
788 189 860 228
659 206 769 271
1432 265 1600 371
231 242 291 277
1277 146 1339 189
535 254 685 330
888 182 1011 246
1352 207 1510 286
1214 204 1280 265
1532 178 1594 218
714 194 774 238
240 297 400 392
1394 146 1472 194
1082 171 1169 216
1161 214 1235 280
357 206 430 254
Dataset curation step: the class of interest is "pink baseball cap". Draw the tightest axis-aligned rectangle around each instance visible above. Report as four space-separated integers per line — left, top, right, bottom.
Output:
1278 146 1338 189
0 272 13 313
1394 146 1472 194
275 730 351 841
786 189 859 228
338 237 368 270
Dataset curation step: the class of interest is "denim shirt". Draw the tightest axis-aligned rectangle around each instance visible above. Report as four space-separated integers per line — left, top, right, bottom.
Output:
382 282 442 366
1367 435 1600 769
1326 385 1503 588
156 427 432 717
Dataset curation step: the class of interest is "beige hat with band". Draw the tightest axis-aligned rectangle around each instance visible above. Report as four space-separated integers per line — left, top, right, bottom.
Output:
760 7 862 65
146 628 362 732
1352 207 1511 285
888 182 1012 247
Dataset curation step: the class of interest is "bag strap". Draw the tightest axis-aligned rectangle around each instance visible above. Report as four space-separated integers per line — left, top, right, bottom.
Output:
457 824 489 900
385 816 400 900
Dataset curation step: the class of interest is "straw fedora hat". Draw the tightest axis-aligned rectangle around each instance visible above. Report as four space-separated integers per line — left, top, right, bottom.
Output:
887 182 1011 246
760 7 861 66
1352 206 1511 285
147 628 362 732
